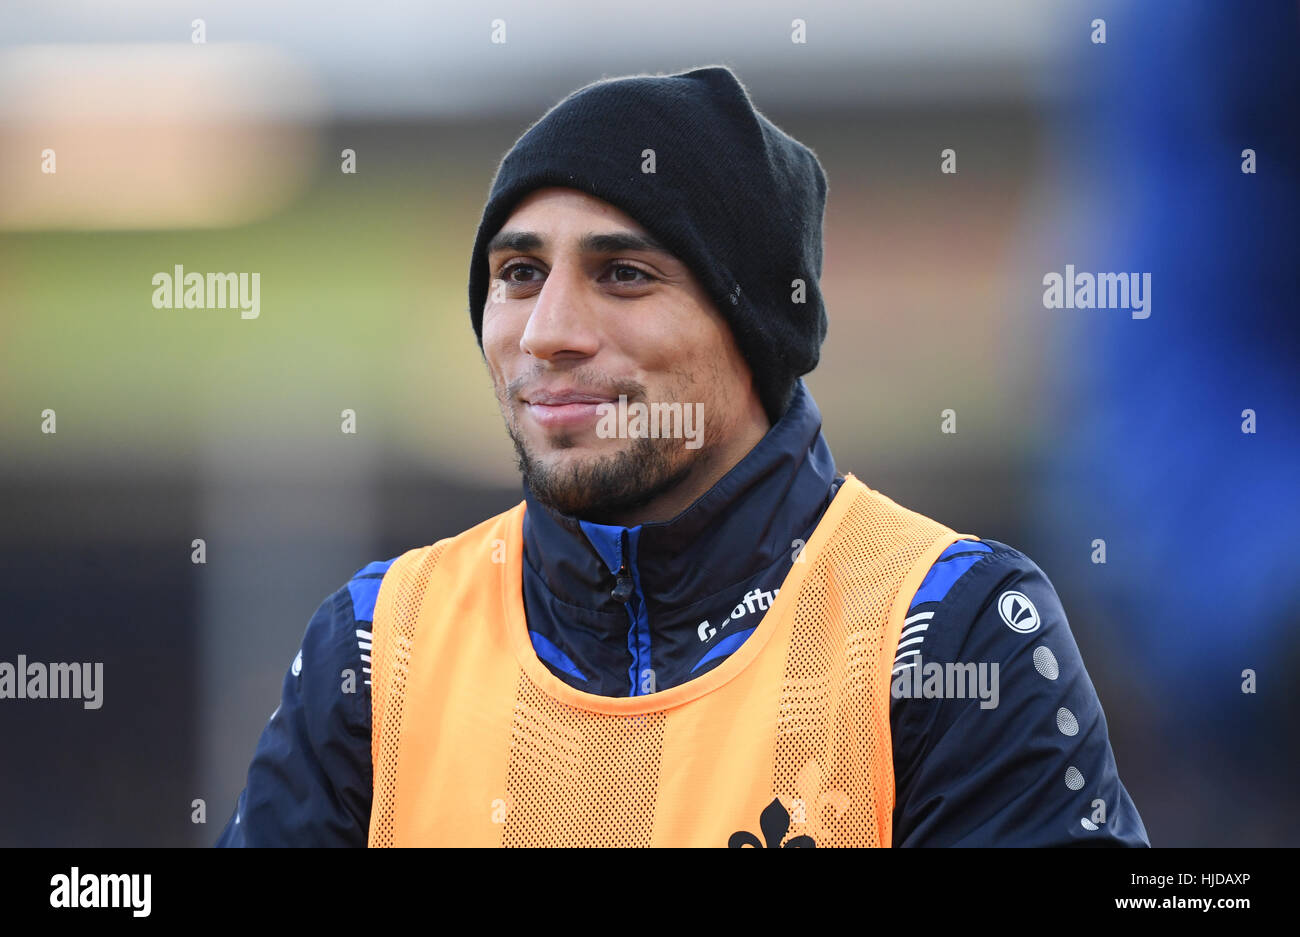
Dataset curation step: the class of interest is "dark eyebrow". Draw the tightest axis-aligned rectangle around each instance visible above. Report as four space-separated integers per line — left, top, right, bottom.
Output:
486 229 672 257
486 230 543 255
577 231 671 255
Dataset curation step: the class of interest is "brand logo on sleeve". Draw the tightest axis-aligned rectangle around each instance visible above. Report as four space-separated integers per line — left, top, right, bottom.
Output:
997 590 1040 633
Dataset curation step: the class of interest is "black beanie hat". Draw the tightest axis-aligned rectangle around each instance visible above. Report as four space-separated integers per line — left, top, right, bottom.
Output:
466 65 829 424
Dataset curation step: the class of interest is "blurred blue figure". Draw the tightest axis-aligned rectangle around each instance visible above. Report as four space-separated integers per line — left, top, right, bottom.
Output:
1036 1 1300 845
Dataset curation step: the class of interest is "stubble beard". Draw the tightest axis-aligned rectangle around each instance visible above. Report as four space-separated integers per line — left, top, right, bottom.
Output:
506 416 701 524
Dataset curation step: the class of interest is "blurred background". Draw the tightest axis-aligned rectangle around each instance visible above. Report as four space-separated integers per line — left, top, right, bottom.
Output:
1 0 1295 846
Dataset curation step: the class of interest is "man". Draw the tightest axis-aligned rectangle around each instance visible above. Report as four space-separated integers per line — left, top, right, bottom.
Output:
217 65 1148 847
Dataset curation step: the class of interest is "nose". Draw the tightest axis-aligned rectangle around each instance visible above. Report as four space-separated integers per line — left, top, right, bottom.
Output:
519 260 600 361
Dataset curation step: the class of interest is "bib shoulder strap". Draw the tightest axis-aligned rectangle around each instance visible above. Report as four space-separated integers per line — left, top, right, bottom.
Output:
838 473 976 548
369 541 450 771
836 473 980 615
367 503 526 845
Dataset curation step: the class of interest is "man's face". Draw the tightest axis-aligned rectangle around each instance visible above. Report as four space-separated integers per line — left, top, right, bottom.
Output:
481 187 763 523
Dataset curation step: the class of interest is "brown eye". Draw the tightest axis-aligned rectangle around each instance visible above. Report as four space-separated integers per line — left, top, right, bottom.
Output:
609 264 654 284
503 262 541 282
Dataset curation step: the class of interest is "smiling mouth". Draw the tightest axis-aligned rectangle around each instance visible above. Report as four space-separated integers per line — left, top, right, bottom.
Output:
523 398 612 430
517 386 613 429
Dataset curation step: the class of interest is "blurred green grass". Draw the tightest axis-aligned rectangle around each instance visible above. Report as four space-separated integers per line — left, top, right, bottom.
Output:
1 161 516 477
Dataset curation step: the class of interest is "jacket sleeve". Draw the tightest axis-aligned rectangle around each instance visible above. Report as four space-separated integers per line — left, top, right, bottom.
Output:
889 542 1150 847
214 580 374 847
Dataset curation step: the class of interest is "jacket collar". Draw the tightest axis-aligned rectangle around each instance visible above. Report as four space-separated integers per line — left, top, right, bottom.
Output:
520 379 838 617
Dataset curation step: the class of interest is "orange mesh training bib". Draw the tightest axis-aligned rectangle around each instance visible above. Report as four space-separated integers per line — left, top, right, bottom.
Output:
368 474 974 847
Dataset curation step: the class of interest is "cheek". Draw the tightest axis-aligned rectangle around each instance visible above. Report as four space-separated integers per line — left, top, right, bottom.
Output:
481 309 520 381
619 308 708 373
668 311 734 386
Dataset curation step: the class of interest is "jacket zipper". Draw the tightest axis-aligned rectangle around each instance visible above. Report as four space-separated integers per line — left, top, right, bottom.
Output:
611 529 645 694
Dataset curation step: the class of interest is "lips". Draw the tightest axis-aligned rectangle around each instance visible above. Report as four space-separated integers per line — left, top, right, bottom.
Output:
522 388 618 430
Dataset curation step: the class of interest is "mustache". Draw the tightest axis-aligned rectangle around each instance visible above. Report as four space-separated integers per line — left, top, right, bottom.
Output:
504 368 647 404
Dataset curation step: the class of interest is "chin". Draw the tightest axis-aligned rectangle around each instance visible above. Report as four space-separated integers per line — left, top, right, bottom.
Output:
531 432 624 459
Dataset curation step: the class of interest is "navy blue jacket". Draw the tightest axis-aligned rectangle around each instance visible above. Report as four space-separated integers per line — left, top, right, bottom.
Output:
216 382 1148 847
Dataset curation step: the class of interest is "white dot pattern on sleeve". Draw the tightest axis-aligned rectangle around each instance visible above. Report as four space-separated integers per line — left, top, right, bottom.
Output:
1056 707 1079 736
1065 766 1086 790
1033 645 1059 680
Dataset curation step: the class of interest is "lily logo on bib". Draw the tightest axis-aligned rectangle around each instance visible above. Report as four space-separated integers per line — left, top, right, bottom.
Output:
728 798 817 848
